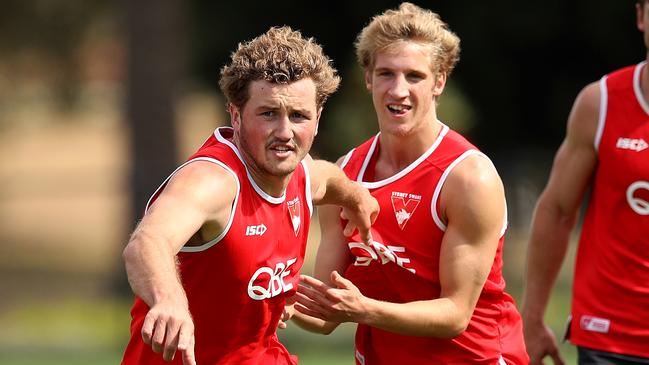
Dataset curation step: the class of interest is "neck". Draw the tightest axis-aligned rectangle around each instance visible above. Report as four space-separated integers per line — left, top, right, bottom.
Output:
376 118 442 175
236 142 290 199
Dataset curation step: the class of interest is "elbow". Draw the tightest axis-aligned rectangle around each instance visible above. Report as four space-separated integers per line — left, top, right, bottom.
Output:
435 314 470 339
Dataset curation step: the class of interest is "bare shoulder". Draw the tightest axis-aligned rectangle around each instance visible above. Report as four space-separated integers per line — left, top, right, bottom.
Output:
445 154 503 198
161 160 238 209
439 154 504 228
567 81 601 145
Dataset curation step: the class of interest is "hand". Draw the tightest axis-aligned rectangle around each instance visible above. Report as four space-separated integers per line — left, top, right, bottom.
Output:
340 185 379 244
278 295 297 329
295 271 368 324
524 319 564 365
141 299 196 365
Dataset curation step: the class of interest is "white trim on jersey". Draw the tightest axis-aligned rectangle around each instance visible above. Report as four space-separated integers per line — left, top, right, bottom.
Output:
430 150 507 234
358 124 450 189
214 127 286 204
499 355 507 365
339 148 355 170
301 160 314 217
143 157 241 253
356 134 379 183
594 75 608 152
633 60 649 116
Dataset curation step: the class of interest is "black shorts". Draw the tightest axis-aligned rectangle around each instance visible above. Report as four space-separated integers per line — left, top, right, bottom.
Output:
578 346 649 365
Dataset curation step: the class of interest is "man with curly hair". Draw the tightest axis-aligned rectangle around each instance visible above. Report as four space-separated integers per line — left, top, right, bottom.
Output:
290 3 528 364
120 26 379 365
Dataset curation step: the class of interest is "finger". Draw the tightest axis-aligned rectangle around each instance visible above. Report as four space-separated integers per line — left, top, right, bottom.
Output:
278 320 287 329
299 274 330 291
151 318 167 353
181 334 196 365
331 271 352 289
550 351 565 365
342 221 356 237
294 302 328 321
298 283 335 305
295 291 332 312
141 312 157 345
163 321 181 361
177 322 194 352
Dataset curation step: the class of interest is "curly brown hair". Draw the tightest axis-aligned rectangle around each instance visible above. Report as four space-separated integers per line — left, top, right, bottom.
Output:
355 2 460 78
219 26 340 109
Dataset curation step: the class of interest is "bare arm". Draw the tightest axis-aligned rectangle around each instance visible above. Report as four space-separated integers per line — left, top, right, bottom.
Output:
521 82 599 365
123 161 236 364
303 155 379 243
296 155 506 338
291 156 354 334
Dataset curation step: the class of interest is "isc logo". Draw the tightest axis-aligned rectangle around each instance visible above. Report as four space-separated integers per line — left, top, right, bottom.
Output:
247 258 297 300
245 224 267 236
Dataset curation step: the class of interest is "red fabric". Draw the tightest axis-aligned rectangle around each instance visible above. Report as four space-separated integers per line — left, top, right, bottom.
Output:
122 127 308 365
341 125 528 364
570 63 649 358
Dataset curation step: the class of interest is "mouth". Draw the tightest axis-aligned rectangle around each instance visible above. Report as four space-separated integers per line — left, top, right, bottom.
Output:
386 104 411 116
268 143 296 158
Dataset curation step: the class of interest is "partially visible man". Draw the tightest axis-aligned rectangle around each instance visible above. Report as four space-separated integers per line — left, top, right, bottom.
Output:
522 1 649 365
120 26 379 365
289 3 528 364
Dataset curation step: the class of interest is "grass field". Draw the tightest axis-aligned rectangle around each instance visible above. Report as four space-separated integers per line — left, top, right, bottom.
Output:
0 293 578 365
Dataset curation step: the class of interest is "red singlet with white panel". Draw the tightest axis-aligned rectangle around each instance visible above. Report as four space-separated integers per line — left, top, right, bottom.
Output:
341 124 528 365
121 127 311 365
569 62 649 358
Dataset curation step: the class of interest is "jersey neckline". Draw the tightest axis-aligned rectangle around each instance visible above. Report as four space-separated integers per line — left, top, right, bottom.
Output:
214 127 286 204
357 123 450 189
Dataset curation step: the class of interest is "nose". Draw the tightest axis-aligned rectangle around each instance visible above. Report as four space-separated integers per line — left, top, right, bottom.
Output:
274 114 293 141
388 74 409 99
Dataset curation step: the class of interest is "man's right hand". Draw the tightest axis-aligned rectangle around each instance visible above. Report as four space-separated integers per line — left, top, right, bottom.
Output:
524 319 564 365
141 300 197 365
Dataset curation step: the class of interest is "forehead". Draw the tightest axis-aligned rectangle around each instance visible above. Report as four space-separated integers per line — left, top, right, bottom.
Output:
245 78 317 109
373 41 433 73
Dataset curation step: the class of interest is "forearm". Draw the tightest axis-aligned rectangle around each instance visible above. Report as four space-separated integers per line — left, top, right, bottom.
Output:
310 159 363 207
123 228 187 307
522 199 576 321
360 297 468 339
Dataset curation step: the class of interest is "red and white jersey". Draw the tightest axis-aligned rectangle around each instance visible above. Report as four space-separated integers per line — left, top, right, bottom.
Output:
341 124 528 365
121 127 312 365
569 62 649 358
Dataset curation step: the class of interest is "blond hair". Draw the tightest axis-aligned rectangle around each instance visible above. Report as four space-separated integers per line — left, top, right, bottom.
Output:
219 26 340 109
355 2 460 78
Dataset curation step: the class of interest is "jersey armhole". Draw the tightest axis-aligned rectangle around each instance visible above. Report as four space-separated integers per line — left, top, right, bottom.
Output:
594 75 608 153
177 157 240 253
301 160 314 218
430 150 508 236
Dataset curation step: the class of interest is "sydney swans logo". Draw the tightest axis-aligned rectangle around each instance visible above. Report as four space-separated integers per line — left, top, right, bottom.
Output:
391 191 421 230
286 197 301 236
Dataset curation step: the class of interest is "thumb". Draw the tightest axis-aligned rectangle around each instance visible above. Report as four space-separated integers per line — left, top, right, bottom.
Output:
331 271 350 289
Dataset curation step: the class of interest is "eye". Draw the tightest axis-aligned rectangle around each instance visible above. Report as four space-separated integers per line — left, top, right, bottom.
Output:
259 110 275 118
407 72 425 82
290 112 308 121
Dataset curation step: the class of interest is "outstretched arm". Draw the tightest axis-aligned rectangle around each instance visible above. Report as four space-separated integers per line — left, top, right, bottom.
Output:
522 82 600 365
296 154 506 338
123 161 236 364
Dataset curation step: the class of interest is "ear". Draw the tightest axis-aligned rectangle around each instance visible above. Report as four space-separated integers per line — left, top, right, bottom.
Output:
364 70 373 91
315 107 323 136
432 72 447 97
229 103 242 130
637 2 645 32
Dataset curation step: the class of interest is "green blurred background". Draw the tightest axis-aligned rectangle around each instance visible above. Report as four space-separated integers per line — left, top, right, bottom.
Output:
0 1 643 364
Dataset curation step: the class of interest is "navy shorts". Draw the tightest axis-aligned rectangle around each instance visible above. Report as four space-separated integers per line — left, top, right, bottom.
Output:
578 346 649 365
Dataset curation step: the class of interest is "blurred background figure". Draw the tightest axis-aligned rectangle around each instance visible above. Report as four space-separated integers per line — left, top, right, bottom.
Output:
0 1 644 364
522 1 649 364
